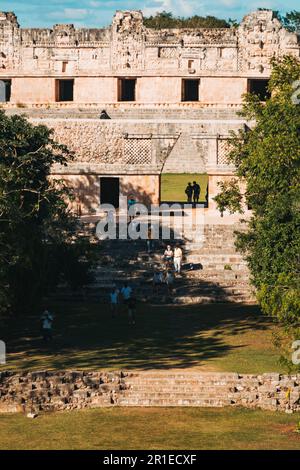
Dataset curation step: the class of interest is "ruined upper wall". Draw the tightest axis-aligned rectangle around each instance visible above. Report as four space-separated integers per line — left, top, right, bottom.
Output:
0 9 299 76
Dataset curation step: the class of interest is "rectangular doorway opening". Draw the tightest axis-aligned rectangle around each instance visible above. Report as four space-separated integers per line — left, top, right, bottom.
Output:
56 79 74 102
182 79 200 102
248 79 270 101
118 78 136 101
100 177 120 209
0 79 11 102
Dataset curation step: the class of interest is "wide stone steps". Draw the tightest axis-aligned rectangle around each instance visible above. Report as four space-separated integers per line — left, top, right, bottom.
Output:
117 398 231 407
117 373 239 406
55 220 255 304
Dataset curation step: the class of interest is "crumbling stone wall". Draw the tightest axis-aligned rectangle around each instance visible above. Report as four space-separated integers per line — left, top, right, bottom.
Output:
0 371 299 413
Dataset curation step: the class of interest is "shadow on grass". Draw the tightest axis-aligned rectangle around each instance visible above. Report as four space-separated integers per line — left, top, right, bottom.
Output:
1 301 273 371
1 212 272 372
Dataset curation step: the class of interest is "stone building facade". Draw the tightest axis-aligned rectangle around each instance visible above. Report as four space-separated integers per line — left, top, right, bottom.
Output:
0 9 299 215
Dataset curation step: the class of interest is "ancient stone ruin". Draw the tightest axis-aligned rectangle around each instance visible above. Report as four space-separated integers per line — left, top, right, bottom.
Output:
0 371 299 413
0 9 298 212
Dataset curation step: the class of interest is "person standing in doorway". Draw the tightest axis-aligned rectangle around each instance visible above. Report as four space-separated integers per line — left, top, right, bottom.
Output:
192 181 201 205
185 182 193 203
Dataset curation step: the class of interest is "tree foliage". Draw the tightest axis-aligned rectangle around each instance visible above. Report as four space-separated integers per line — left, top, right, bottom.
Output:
144 11 231 29
0 112 94 316
143 10 300 32
281 11 300 33
214 56 300 335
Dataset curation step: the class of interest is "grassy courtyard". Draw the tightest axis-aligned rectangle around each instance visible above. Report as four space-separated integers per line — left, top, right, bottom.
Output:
0 407 299 450
1 302 283 374
160 174 208 202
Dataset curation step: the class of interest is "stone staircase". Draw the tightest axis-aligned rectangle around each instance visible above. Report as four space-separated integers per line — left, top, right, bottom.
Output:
2 371 298 412
55 220 256 304
162 132 205 173
117 372 238 407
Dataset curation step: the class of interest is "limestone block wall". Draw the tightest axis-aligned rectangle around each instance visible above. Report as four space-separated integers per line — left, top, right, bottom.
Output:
35 117 242 214
50 173 160 214
33 118 241 173
0 371 299 413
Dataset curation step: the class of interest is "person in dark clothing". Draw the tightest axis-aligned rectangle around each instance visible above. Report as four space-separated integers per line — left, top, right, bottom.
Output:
99 109 111 119
185 182 193 203
192 181 201 204
205 184 209 207
127 296 137 325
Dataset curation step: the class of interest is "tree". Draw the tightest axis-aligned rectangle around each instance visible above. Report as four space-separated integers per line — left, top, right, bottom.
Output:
214 56 300 363
0 111 94 316
282 11 300 33
144 11 230 29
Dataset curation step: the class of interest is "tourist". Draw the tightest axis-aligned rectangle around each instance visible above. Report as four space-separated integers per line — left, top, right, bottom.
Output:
147 226 153 253
121 283 132 305
41 309 54 342
153 270 163 293
192 181 201 204
165 269 174 293
174 245 183 274
185 182 193 203
163 245 173 268
128 196 136 222
127 296 137 325
109 288 119 317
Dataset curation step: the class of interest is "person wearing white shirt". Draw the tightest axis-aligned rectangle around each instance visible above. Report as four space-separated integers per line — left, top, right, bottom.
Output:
174 245 183 274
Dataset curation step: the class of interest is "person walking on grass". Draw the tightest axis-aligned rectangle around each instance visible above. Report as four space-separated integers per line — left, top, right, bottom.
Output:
121 283 132 309
174 245 183 274
109 288 119 318
127 296 137 325
41 308 54 342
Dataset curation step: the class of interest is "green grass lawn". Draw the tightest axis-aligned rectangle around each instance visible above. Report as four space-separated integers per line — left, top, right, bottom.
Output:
0 302 283 374
0 407 299 450
161 174 208 202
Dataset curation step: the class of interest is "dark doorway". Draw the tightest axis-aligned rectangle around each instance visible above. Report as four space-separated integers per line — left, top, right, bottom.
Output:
56 79 74 102
100 177 120 208
248 79 270 101
182 79 200 102
118 78 136 101
0 79 11 102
